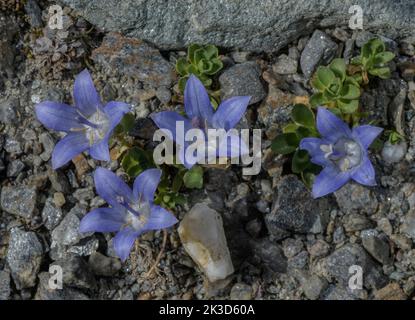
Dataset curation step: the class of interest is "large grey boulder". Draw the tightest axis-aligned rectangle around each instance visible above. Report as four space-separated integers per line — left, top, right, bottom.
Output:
60 0 414 52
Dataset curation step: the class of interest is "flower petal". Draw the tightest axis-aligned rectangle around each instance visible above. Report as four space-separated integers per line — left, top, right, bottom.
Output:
35 101 83 132
184 74 213 122
316 107 352 142
79 207 126 233
51 132 89 169
133 168 162 203
212 96 251 130
312 166 350 198
151 111 192 145
104 101 131 130
89 137 110 162
351 156 377 186
352 125 383 149
94 167 133 208
144 205 178 231
73 69 102 117
113 227 140 262
300 137 330 166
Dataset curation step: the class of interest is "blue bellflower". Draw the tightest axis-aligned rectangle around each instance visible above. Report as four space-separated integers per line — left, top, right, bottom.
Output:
300 107 383 198
151 74 251 168
35 69 130 169
79 167 178 261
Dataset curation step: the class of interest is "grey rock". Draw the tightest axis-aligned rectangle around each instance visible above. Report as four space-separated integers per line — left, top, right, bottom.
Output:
91 32 175 88
300 30 338 78
319 243 387 290
41 197 64 230
401 213 415 240
343 213 374 232
273 54 298 75
6 228 43 289
335 182 378 215
230 283 252 300
156 86 172 104
51 206 91 259
322 285 355 300
51 255 96 290
252 239 287 274
0 270 10 300
39 132 55 161
4 137 22 154
302 275 328 300
59 0 414 53
35 272 89 300
361 232 392 265
289 251 309 270
68 238 99 257
88 252 121 276
0 99 19 125
219 62 266 105
1 186 37 219
282 238 304 258
333 226 346 244
6 160 25 178
266 175 330 234
307 240 331 258
381 140 407 164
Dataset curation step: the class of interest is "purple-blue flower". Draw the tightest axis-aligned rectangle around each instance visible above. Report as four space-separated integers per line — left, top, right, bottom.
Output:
151 74 251 168
300 107 383 198
35 69 130 169
79 167 178 261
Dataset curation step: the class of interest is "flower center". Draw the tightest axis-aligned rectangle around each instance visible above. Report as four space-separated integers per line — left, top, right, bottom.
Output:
83 110 110 145
321 138 362 172
125 201 151 231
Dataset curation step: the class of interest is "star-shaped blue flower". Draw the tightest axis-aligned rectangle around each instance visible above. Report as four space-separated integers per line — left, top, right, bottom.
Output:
79 167 178 261
35 69 130 169
151 74 251 168
300 107 383 198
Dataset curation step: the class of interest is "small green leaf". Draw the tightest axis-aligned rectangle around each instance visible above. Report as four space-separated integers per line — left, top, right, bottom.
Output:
203 45 219 60
183 165 204 189
188 44 201 64
296 126 314 139
121 147 154 178
340 84 360 100
310 92 328 107
374 51 395 64
283 123 299 133
316 67 336 87
368 38 385 54
271 133 299 155
205 59 223 75
292 149 310 174
301 171 315 189
369 67 391 79
178 77 188 92
351 56 362 65
337 99 359 114
119 113 135 133
329 58 346 80
176 57 189 76
291 104 315 128
194 48 205 65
